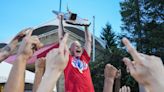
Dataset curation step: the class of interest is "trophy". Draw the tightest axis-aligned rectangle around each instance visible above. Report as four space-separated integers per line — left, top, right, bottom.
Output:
52 10 91 26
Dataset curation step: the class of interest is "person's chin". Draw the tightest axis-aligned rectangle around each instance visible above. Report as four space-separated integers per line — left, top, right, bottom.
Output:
75 53 81 57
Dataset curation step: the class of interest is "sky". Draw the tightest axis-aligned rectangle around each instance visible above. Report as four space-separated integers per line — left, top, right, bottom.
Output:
0 0 122 43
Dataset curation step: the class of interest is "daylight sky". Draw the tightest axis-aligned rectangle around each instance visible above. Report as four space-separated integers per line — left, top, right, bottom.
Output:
0 0 122 43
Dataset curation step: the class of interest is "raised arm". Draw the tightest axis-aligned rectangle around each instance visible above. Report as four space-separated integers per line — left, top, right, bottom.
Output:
4 29 43 92
32 58 46 92
37 33 69 92
103 64 118 92
84 26 92 56
0 29 27 62
114 69 121 92
58 14 64 42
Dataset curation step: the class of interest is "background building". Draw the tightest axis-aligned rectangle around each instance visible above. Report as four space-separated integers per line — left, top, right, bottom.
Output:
0 62 34 92
26 18 105 71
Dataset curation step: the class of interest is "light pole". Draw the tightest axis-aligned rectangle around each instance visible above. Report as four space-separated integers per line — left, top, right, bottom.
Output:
92 16 95 62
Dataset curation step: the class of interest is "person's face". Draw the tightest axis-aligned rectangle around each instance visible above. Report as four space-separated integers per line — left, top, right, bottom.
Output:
70 41 82 57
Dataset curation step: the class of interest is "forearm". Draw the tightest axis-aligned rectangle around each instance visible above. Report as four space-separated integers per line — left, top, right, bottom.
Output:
4 55 27 92
58 17 64 41
84 26 91 56
114 78 121 92
32 68 45 92
103 78 114 92
36 69 62 92
84 26 91 42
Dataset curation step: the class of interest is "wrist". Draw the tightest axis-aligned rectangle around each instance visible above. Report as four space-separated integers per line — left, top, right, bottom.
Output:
13 54 28 69
45 68 62 75
37 69 62 92
35 68 45 72
104 77 114 83
16 54 29 62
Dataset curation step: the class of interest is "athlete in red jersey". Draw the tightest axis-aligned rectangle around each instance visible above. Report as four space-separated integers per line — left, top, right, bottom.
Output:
57 14 94 92
64 25 94 92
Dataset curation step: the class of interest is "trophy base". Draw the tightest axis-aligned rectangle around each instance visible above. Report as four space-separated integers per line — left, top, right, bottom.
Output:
65 20 91 26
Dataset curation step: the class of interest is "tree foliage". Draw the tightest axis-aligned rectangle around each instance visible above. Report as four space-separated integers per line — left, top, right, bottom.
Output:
90 23 138 92
120 0 164 56
119 0 164 91
91 0 163 92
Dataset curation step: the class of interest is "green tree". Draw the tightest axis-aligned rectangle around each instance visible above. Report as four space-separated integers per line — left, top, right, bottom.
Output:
120 0 164 55
143 0 164 60
120 0 164 91
100 23 117 49
90 23 133 92
120 0 143 52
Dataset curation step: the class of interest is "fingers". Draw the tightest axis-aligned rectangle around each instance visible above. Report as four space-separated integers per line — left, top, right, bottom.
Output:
104 64 118 78
58 14 64 19
36 57 46 67
57 13 64 20
22 29 33 43
119 86 131 92
59 33 69 55
123 57 135 76
126 66 130 73
30 36 43 49
116 69 121 78
17 28 33 40
119 86 126 92
26 36 43 52
20 35 42 56
105 64 117 71
26 28 33 38
12 28 29 41
122 38 141 62
127 86 131 92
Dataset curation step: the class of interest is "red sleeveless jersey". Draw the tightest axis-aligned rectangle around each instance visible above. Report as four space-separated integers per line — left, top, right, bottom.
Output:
64 49 95 92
